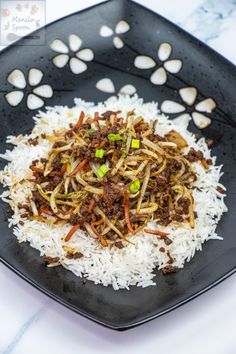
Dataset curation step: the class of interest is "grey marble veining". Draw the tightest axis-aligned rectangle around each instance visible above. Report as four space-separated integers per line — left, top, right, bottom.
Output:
180 0 236 63
2 306 47 354
184 0 236 41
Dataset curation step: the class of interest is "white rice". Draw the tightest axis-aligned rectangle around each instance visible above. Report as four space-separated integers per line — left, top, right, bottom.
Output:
0 95 227 290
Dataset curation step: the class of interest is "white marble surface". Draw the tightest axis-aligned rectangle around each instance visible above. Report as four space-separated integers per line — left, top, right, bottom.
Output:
0 0 236 353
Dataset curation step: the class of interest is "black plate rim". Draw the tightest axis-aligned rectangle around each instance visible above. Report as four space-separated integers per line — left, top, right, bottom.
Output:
1 256 235 330
131 0 236 72
2 0 236 74
0 0 236 330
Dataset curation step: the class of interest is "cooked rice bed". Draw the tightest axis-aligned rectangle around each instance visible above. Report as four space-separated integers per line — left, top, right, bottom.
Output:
0 96 227 290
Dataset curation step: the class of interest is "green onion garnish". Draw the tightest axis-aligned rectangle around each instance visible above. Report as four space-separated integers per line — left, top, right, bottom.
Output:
129 179 141 194
97 164 110 178
120 148 128 157
131 139 140 149
60 157 69 163
95 149 105 158
56 192 78 199
85 128 96 137
107 133 122 142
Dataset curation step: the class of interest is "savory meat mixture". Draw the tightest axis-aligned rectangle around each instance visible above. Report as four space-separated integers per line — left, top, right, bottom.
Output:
19 110 211 250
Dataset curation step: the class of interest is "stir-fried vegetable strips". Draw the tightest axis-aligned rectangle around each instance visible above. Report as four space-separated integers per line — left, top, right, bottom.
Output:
25 110 212 248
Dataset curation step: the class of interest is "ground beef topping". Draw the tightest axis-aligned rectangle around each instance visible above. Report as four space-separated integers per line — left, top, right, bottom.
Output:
17 111 210 274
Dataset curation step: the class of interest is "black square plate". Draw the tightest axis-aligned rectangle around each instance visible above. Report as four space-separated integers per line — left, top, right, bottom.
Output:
0 0 235 330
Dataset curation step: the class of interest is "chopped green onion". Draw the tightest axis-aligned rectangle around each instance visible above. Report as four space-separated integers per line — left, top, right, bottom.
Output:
56 192 78 199
120 148 128 157
129 179 141 194
85 128 96 137
107 133 122 142
60 157 69 163
97 164 110 178
95 149 105 158
131 139 140 149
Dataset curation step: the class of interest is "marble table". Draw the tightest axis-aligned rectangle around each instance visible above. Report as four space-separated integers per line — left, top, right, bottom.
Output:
0 1 236 353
